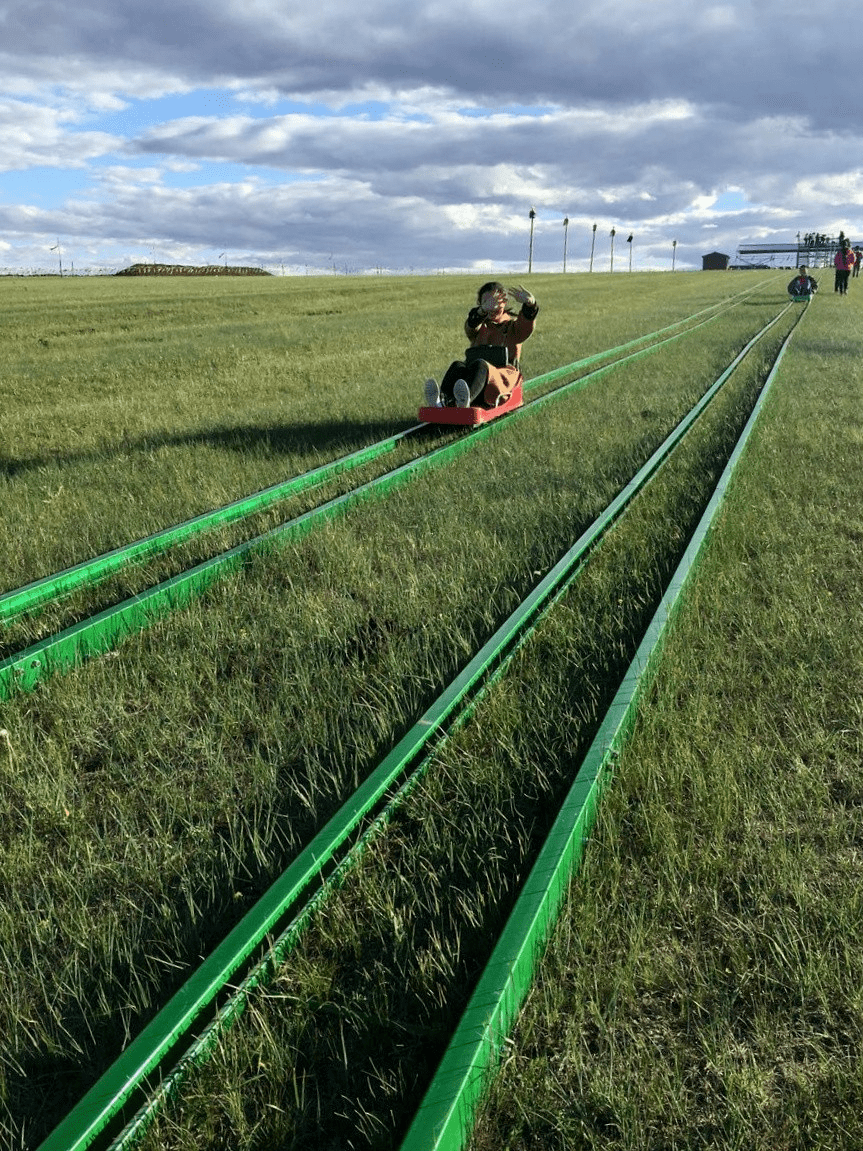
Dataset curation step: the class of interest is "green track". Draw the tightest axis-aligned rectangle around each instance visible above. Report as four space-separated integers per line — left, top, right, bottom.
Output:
399 307 807 1151
0 290 776 704
33 297 797 1151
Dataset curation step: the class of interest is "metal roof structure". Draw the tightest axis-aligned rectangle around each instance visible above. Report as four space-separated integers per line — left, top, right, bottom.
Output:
736 237 862 268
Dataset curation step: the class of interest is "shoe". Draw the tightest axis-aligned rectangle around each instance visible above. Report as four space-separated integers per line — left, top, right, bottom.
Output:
424 378 441 407
453 379 470 407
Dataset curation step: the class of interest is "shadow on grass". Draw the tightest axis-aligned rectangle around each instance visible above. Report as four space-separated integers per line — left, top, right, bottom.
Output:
0 417 417 480
6 388 763 1148
4 582 649 1151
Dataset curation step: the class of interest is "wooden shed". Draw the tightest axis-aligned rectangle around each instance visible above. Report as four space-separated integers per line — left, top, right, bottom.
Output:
702 251 730 270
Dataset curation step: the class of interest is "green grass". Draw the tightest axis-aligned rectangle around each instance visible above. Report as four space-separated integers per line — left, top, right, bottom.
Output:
0 273 778 658
112 293 794 1150
1 270 770 592
467 294 863 1149
0 271 798 1149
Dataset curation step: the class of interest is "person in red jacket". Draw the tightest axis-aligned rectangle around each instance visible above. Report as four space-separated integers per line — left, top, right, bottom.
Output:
424 281 539 408
834 240 855 294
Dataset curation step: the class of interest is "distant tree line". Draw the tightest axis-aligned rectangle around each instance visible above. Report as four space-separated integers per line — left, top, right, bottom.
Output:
115 263 272 276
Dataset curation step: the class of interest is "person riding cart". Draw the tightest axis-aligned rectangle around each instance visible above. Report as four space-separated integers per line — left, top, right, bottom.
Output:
787 266 818 299
424 281 539 410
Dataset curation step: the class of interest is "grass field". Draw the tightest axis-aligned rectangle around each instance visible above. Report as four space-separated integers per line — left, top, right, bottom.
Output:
1 270 771 591
3 270 855 1150
467 291 863 1150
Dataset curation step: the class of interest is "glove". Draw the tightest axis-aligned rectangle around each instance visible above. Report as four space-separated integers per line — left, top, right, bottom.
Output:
509 283 536 307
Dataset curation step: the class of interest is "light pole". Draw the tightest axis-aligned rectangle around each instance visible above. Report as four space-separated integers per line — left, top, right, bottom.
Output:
589 223 597 272
610 227 616 273
672 239 677 271
627 233 633 272
562 217 569 273
528 207 536 274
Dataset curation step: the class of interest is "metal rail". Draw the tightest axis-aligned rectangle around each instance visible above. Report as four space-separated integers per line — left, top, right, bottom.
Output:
0 278 773 627
399 305 808 1151
0 427 423 625
34 299 794 1151
0 297 781 704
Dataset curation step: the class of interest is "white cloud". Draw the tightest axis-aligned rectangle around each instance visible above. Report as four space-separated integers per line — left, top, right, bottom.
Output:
0 97 118 170
793 173 863 206
1 0 863 271
700 4 739 29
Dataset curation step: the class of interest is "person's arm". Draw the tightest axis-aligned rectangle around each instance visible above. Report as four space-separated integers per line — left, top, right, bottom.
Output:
509 284 539 339
465 306 488 340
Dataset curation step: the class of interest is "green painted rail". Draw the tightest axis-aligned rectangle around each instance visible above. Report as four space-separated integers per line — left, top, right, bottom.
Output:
0 297 781 704
0 427 423 624
0 276 773 627
398 306 807 1151
34 297 789 1151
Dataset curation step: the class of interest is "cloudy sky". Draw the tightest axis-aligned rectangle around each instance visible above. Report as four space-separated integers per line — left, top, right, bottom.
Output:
1 0 861 274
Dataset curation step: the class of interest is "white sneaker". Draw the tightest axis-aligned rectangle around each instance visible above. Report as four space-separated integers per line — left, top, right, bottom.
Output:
453 379 470 408
424 378 441 407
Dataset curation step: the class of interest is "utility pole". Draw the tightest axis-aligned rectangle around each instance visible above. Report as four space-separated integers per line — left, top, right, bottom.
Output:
528 207 536 274
610 227 616 273
589 223 597 272
562 217 569 273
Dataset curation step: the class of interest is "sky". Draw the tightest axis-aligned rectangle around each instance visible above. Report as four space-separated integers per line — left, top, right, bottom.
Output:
1 0 861 275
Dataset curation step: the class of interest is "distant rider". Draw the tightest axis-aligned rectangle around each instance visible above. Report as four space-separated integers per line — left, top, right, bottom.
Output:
424 281 539 409
787 266 818 297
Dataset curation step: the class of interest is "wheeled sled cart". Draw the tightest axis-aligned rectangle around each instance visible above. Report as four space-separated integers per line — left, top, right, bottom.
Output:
418 382 524 426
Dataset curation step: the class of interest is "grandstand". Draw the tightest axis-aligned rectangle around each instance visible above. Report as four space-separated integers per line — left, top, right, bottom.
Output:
735 233 861 268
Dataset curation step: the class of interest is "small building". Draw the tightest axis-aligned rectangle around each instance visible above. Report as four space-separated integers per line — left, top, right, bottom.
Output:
702 251 730 270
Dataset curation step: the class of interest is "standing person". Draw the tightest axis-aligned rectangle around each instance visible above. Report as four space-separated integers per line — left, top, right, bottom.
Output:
854 246 862 277
834 239 855 294
787 266 818 297
424 281 539 409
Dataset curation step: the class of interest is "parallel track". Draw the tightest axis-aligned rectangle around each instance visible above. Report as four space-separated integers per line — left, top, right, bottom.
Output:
401 308 807 1151
33 294 805 1151
0 278 769 628
1 283 778 703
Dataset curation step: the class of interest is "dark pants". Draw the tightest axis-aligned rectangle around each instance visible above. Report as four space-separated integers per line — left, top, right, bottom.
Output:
440 359 489 406
835 269 851 294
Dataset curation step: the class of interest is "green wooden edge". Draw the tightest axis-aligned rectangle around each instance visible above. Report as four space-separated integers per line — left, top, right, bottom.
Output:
31 300 783 1151
397 307 805 1151
0 276 771 627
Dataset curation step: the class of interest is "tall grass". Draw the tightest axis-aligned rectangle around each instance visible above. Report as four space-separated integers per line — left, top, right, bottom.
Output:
0 272 792 1148
1 271 771 591
468 294 863 1149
